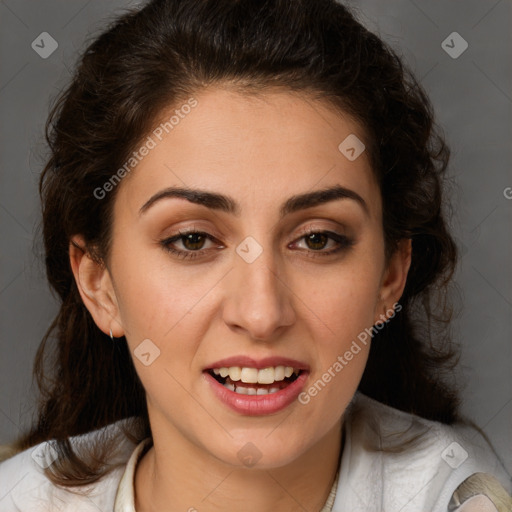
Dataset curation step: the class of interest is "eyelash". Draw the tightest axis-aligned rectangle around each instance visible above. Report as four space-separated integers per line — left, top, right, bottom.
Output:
159 228 354 261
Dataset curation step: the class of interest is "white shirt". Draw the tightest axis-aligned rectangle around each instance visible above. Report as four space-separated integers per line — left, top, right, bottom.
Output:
1 392 510 511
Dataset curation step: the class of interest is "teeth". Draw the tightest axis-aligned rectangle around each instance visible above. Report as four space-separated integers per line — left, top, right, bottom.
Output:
257 367 275 384
228 366 241 381
224 383 283 395
211 365 299 384
274 366 285 381
240 367 258 383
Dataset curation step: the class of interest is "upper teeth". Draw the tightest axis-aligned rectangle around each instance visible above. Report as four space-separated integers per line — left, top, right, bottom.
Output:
212 366 298 384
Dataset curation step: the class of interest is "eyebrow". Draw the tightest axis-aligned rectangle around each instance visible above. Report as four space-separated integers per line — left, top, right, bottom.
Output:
139 184 369 218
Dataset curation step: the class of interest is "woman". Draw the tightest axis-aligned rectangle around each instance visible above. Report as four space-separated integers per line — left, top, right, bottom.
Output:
0 0 510 510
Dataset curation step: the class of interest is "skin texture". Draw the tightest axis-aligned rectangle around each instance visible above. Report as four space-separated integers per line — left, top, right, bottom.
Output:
69 86 411 511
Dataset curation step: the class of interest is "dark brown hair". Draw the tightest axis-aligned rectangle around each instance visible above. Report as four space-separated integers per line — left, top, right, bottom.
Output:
11 0 459 486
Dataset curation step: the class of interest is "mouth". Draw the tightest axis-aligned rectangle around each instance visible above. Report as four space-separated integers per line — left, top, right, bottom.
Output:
203 357 310 415
207 365 302 395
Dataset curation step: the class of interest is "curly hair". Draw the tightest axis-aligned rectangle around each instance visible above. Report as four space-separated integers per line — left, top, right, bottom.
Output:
11 0 459 487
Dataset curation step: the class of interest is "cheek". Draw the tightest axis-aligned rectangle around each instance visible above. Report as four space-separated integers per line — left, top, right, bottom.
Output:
306 281 374 382
295 269 376 422
300 259 382 335
110 239 212 340
296 252 382 392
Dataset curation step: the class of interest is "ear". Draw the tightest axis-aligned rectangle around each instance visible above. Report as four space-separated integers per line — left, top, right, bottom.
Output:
69 235 124 338
374 238 412 324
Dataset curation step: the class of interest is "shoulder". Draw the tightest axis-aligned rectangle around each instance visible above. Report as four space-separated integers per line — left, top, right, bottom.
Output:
332 392 512 512
0 418 139 512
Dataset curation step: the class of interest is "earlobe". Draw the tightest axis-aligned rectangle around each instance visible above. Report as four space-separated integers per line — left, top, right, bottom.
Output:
375 238 412 323
69 235 124 338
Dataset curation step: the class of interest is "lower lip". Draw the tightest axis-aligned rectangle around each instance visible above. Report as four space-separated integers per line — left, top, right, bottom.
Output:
204 371 309 416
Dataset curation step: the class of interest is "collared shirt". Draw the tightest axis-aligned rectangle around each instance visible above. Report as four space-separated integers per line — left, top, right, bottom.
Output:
1 393 510 511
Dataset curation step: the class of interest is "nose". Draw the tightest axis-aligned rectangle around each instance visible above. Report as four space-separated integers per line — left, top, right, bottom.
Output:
221 243 296 341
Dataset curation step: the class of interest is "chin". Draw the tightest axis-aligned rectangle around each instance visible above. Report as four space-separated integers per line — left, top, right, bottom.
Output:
204 433 312 470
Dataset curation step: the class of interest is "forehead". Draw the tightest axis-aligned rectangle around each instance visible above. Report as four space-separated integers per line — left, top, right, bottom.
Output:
115 86 380 221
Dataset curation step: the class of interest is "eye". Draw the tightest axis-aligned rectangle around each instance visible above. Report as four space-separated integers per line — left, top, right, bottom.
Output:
160 230 222 260
290 229 354 257
160 228 354 261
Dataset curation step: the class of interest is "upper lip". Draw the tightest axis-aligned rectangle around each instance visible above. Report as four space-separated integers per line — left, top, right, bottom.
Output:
205 356 310 371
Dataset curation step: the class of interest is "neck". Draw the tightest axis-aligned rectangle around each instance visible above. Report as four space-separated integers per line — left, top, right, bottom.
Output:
134 420 343 512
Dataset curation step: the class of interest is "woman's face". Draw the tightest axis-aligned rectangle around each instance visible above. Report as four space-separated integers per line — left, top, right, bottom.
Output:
74 86 410 468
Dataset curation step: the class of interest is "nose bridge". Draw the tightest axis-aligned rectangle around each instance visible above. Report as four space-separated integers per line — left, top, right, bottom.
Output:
223 235 295 339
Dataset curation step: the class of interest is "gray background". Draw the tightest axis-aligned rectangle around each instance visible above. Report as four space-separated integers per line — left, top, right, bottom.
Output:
1 0 511 475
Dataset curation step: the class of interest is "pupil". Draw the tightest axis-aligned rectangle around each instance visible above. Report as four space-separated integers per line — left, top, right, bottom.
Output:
306 233 327 250
184 233 204 250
